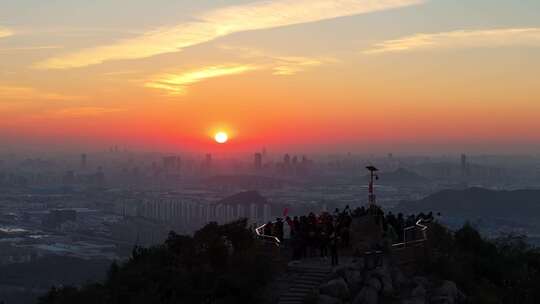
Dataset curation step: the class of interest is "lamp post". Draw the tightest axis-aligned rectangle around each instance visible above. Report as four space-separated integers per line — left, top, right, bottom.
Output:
366 166 379 206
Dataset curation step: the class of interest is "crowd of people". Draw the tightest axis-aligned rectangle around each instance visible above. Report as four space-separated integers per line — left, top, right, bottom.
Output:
259 205 436 266
380 210 435 244
262 205 354 266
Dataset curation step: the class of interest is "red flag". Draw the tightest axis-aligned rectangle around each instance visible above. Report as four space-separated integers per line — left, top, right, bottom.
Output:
283 207 289 217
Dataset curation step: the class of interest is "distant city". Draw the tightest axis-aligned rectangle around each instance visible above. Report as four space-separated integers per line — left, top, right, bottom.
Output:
1 149 540 302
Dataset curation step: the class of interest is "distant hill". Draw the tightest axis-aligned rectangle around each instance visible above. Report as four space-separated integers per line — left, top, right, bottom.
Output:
363 168 429 184
395 187 540 219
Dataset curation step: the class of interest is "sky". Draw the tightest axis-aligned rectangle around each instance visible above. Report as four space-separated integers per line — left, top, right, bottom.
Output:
1 0 540 154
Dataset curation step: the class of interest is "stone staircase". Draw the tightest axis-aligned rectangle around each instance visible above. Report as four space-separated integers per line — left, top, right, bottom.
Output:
277 259 332 304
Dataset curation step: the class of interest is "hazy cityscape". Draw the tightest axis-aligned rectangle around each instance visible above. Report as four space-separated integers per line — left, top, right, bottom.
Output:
1 148 540 302
3 0 540 303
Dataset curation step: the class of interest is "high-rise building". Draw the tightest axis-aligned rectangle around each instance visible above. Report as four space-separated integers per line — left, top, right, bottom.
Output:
205 153 212 168
254 152 262 170
284 154 291 165
163 156 180 173
461 154 469 178
80 153 87 170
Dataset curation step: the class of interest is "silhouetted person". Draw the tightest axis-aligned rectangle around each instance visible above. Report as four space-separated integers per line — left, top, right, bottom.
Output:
320 227 329 258
275 217 284 241
286 216 294 237
264 221 273 236
330 232 339 266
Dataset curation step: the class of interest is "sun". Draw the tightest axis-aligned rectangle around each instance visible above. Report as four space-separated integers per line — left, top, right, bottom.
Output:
214 131 228 144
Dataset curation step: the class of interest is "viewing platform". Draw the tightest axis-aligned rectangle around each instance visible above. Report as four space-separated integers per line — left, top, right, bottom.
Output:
256 211 433 304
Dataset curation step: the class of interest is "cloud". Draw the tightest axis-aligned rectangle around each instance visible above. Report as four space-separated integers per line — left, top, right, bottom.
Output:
272 56 336 75
0 46 62 52
145 47 337 95
0 27 13 39
35 0 423 69
0 85 85 101
365 28 540 54
220 45 337 75
50 107 125 118
145 64 258 95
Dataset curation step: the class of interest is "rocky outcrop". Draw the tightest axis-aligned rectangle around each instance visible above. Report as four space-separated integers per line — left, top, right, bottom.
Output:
429 281 466 304
344 269 363 296
318 294 342 304
366 277 382 292
353 286 378 304
320 277 350 300
314 257 466 304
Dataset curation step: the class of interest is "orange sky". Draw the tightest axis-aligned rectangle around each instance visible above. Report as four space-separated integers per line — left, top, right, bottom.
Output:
1 1 540 154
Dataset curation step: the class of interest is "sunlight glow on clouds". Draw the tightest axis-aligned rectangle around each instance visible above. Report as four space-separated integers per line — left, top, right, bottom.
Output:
35 0 424 69
0 85 84 101
145 65 258 95
272 56 334 76
0 46 62 53
220 45 338 76
0 27 12 39
50 107 125 118
365 28 540 54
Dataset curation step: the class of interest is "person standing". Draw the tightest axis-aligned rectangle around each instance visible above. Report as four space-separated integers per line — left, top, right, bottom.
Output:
320 227 329 259
330 232 339 266
275 217 284 241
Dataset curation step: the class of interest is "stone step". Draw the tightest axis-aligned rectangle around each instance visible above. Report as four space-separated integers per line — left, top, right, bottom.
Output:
290 284 315 289
289 287 314 293
279 296 305 302
301 272 331 276
295 278 324 284
300 276 327 281
292 282 318 288
280 293 307 299
303 269 331 273
290 266 331 271
295 280 322 286
295 281 320 286
289 264 331 269
302 273 329 278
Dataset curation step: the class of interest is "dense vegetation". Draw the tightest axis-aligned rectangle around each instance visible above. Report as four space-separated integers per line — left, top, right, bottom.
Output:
36 215 540 304
426 221 540 304
37 219 275 304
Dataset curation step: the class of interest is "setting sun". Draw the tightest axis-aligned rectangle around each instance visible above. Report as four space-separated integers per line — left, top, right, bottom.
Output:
214 131 228 144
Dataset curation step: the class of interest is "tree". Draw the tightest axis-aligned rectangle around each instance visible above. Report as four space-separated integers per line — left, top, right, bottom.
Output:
38 219 275 304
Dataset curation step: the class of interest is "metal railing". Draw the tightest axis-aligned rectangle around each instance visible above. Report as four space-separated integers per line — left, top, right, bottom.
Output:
255 222 281 247
255 217 430 250
392 218 430 248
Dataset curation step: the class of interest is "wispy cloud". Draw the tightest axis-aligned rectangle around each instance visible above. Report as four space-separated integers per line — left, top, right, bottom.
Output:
35 0 423 69
0 85 85 101
145 64 258 95
0 27 13 39
0 45 62 53
220 45 337 76
365 28 540 54
272 56 336 75
50 107 125 118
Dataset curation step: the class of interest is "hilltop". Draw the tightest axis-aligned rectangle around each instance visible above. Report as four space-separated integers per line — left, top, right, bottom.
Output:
395 187 540 220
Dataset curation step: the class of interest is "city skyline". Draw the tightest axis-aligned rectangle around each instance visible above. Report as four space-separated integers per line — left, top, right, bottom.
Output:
1 0 540 154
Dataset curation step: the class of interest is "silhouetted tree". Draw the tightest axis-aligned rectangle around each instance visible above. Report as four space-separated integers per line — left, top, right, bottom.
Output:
38 219 274 304
425 221 540 304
